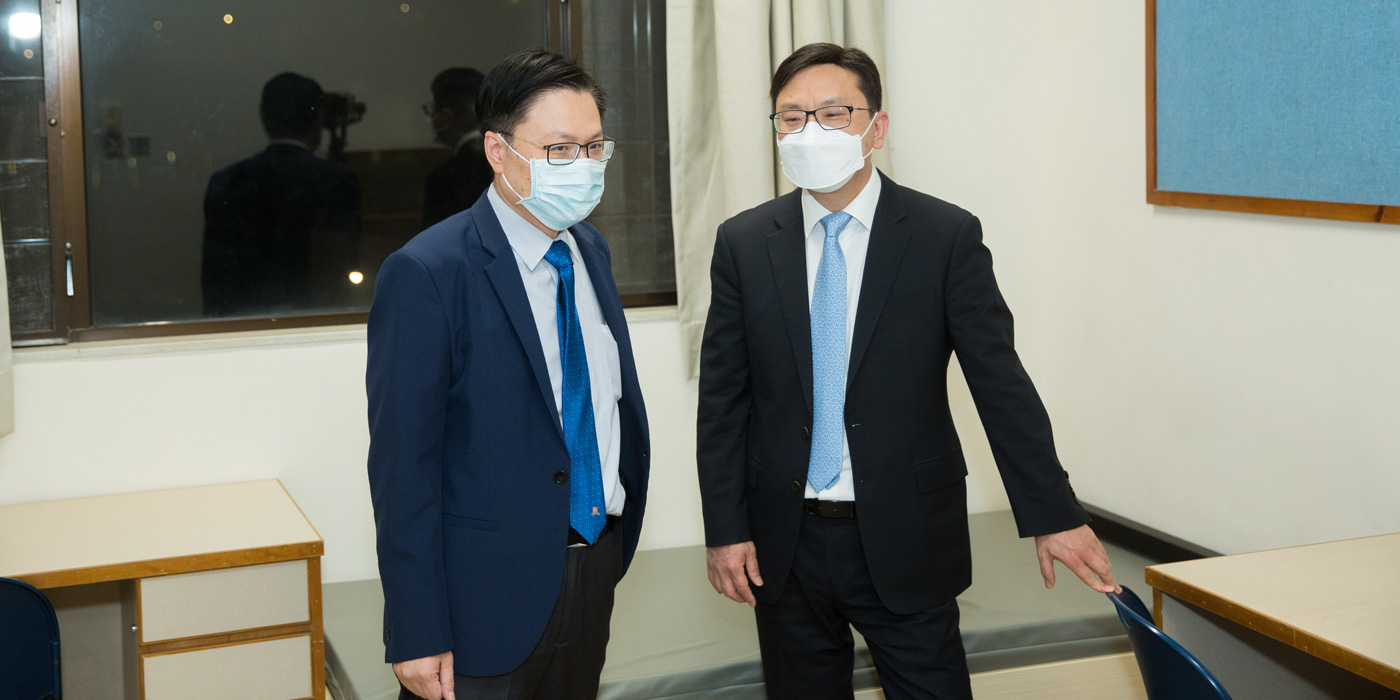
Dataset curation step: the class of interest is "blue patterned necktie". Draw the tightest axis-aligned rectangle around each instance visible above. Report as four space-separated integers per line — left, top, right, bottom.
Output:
543 240 607 544
808 211 852 493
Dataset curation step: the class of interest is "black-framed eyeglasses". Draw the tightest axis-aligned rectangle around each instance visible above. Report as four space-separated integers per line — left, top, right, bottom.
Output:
502 132 617 165
770 106 877 134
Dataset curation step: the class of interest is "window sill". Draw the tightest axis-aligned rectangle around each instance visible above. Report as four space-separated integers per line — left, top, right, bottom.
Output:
14 306 680 364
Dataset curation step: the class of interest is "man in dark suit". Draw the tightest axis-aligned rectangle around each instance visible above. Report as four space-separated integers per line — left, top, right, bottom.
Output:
422 67 496 229
368 50 649 700
202 72 361 317
696 44 1120 699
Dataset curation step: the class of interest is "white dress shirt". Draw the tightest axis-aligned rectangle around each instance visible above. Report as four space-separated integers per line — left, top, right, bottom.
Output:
801 170 883 502
487 184 626 515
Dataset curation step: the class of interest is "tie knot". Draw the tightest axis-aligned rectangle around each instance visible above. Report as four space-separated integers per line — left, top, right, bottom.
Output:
820 211 853 239
544 239 573 270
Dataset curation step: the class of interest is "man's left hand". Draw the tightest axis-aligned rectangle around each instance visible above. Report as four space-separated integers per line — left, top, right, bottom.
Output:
1034 525 1121 594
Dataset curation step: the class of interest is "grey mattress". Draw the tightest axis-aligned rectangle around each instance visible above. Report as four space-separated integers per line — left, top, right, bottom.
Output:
324 510 1156 700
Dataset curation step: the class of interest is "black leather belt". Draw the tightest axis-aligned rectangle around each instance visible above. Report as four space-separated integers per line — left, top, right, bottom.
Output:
568 515 622 546
804 499 856 519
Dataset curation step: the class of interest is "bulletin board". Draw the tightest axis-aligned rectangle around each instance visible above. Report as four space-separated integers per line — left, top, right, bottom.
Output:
1147 0 1400 225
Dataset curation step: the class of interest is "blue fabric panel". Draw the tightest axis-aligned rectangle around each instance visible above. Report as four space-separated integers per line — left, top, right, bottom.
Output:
1156 0 1400 206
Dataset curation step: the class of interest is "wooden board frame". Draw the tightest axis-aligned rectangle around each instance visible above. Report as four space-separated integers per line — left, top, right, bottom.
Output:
1145 0 1400 226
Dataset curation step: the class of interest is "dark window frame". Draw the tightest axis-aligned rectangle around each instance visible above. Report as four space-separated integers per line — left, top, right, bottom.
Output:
10 0 674 348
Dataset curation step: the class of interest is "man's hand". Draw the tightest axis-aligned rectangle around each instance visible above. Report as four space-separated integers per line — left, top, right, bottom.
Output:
1034 525 1121 594
706 541 765 607
393 650 455 700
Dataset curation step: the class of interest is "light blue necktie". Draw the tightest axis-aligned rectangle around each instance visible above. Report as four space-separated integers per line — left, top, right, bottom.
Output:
544 240 607 544
808 211 852 493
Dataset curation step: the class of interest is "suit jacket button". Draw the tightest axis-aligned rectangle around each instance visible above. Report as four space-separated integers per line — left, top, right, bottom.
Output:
790 480 802 493
802 426 811 440
554 471 568 484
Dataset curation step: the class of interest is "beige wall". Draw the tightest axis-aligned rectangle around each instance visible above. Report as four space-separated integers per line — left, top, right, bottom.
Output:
887 0 1400 554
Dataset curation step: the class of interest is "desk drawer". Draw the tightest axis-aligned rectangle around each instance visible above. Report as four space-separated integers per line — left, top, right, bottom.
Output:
143 634 311 700
140 560 309 643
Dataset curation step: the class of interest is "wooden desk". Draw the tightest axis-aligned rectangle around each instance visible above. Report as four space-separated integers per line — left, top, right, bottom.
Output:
1147 533 1400 700
0 480 325 700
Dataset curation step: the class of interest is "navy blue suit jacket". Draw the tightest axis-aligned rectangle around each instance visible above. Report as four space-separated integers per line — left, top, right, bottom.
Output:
366 191 651 674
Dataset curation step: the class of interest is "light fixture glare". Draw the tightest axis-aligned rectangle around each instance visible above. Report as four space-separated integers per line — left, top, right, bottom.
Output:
8 13 42 40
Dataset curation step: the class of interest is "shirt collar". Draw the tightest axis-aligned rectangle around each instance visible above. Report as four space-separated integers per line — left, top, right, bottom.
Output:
487 182 566 272
801 168 883 239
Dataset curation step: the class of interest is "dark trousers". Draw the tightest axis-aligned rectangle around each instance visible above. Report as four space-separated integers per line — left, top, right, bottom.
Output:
399 525 623 700
754 512 973 700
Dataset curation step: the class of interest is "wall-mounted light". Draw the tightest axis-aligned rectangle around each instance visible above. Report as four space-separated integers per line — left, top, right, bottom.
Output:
8 13 42 40
348 271 364 285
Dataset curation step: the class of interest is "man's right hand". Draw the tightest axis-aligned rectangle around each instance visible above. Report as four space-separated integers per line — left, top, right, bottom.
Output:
393 650 455 700
706 541 764 607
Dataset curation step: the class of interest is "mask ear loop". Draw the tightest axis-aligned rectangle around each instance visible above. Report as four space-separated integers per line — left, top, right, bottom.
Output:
856 112 879 160
495 134 532 204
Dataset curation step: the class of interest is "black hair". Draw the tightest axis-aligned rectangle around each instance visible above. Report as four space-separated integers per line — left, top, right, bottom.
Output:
771 43 883 113
476 49 606 137
431 67 485 130
260 72 324 138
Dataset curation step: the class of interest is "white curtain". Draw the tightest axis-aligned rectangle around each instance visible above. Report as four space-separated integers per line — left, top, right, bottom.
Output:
667 0 887 377
0 208 14 438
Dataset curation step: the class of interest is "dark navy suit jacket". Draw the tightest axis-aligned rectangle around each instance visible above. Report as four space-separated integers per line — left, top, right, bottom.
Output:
366 191 650 674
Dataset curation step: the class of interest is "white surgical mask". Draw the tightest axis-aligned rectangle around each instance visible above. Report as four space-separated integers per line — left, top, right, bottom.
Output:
501 138 607 231
776 116 876 193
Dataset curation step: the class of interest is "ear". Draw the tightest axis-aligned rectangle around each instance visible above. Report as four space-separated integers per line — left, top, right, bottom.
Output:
483 130 508 174
869 111 889 151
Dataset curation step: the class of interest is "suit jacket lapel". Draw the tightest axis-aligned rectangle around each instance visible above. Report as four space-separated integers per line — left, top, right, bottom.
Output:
472 197 565 437
767 195 814 413
848 173 911 385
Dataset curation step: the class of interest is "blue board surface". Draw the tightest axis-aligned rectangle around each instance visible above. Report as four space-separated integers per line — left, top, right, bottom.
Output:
1156 0 1400 206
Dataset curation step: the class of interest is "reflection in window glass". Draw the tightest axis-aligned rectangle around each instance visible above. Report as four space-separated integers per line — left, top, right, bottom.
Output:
2 0 54 336
581 0 674 302
78 0 546 325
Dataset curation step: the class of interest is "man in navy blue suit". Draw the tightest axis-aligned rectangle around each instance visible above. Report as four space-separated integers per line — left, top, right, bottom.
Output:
367 50 650 700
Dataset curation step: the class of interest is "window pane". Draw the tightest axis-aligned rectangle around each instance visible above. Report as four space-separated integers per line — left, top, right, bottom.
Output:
0 78 45 162
2 0 54 339
581 0 675 300
78 0 547 326
3 241 53 334
1 161 51 242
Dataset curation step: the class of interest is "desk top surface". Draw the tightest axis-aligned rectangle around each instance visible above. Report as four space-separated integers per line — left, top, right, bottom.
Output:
1147 532 1400 691
0 479 322 588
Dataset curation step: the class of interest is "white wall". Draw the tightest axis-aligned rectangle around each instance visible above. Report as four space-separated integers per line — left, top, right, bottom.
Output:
886 0 1400 555
885 2 1049 515
0 312 704 584
1035 0 1400 554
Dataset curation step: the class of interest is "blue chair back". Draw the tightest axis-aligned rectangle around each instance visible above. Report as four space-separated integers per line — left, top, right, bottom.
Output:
1108 586 1231 700
0 577 62 700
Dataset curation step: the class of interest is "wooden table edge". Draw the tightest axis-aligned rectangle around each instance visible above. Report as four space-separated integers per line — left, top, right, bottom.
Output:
8 540 325 589
1145 567 1400 691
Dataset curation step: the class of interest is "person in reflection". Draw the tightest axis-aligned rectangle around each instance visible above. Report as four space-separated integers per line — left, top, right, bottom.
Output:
367 50 649 700
201 72 361 317
697 44 1120 699
422 67 495 229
